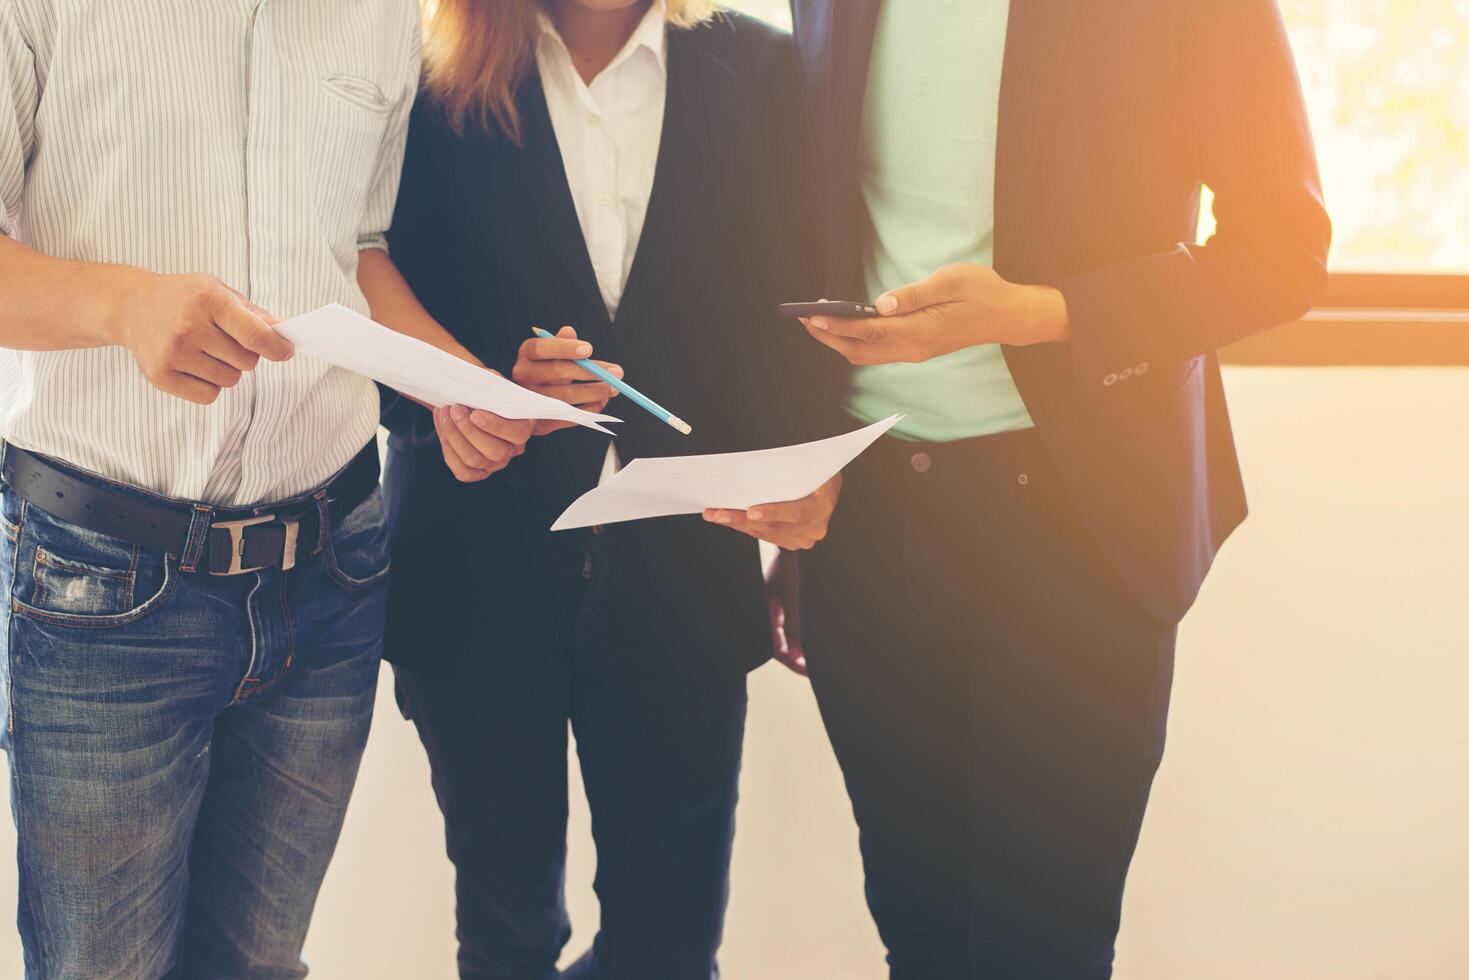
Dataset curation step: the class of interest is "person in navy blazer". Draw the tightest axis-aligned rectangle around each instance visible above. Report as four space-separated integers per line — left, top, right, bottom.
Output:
783 1 1332 976
365 2 834 978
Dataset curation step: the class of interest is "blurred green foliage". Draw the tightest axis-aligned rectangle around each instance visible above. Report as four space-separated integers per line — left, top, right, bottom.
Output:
1287 0 1469 270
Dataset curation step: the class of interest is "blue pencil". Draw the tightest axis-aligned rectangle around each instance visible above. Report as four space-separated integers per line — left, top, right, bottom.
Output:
531 327 692 436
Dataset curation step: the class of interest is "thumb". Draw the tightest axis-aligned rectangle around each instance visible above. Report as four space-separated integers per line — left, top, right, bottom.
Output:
556 325 578 340
212 290 293 362
876 268 955 316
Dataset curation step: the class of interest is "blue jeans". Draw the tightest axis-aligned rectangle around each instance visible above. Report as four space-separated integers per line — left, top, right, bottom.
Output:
0 465 389 980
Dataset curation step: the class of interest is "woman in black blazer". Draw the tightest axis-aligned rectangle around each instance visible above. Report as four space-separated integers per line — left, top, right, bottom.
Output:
363 2 836 977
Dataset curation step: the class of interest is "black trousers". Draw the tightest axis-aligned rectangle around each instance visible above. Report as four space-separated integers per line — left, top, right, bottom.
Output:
803 428 1177 980
394 525 747 980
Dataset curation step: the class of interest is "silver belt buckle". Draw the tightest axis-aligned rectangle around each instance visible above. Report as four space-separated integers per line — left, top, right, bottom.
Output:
210 514 300 576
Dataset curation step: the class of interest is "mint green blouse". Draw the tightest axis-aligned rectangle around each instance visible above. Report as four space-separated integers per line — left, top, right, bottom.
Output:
845 0 1034 442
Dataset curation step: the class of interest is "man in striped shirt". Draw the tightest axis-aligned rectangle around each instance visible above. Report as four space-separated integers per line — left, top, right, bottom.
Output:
0 3 531 977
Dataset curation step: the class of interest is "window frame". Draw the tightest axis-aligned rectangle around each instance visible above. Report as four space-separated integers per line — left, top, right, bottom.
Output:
1317 274 1469 312
1221 272 1469 367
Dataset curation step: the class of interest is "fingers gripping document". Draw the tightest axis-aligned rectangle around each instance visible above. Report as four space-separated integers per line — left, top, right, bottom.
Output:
274 305 621 434
552 415 902 531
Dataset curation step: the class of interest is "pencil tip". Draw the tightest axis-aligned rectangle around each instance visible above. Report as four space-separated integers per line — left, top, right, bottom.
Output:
671 417 693 436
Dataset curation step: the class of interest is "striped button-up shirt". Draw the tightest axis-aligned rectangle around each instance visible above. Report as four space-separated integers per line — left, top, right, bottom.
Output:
0 0 420 505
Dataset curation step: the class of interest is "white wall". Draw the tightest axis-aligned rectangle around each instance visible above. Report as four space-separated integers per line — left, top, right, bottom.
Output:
3 367 1468 979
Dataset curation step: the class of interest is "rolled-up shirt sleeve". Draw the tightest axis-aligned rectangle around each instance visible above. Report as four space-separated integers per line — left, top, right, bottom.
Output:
1 0 38 238
357 8 421 253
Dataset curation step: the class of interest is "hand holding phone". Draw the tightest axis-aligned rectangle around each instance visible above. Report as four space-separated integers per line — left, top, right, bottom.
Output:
777 300 880 319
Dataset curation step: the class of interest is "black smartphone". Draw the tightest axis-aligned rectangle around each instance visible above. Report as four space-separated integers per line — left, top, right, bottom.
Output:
778 300 880 319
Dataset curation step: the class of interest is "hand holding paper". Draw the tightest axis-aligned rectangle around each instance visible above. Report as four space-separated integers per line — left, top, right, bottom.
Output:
273 304 621 434
703 474 843 552
430 404 534 483
551 416 901 533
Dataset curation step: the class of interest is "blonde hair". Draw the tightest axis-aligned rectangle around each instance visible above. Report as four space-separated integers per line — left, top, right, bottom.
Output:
424 1 719 141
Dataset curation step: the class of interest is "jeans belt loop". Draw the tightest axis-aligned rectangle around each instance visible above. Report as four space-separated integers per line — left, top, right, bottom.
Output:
179 504 213 574
311 489 333 556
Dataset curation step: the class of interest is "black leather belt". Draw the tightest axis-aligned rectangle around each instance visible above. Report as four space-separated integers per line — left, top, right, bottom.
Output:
0 443 379 576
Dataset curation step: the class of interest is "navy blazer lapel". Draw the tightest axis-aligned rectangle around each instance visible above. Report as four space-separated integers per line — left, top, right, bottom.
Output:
995 0 1082 275
823 0 881 295
615 27 741 330
828 0 881 162
994 0 1084 423
498 73 608 321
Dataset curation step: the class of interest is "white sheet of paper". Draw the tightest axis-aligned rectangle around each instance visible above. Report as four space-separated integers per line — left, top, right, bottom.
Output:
274 304 620 434
551 415 902 531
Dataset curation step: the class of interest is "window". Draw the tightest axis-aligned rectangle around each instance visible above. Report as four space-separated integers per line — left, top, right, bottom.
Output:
1283 0 1469 277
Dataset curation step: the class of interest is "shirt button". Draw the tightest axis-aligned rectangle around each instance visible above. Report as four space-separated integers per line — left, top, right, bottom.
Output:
597 193 613 207
1119 368 1134 381
1017 473 1030 486
1136 362 1150 375
910 452 932 474
1103 373 1119 387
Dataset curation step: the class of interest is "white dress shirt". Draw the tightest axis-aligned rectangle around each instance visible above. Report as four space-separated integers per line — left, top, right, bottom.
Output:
0 0 420 505
535 2 668 482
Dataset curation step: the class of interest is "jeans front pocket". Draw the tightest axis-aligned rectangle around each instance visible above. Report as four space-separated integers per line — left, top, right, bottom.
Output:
325 489 391 593
10 503 176 630
32 548 136 617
